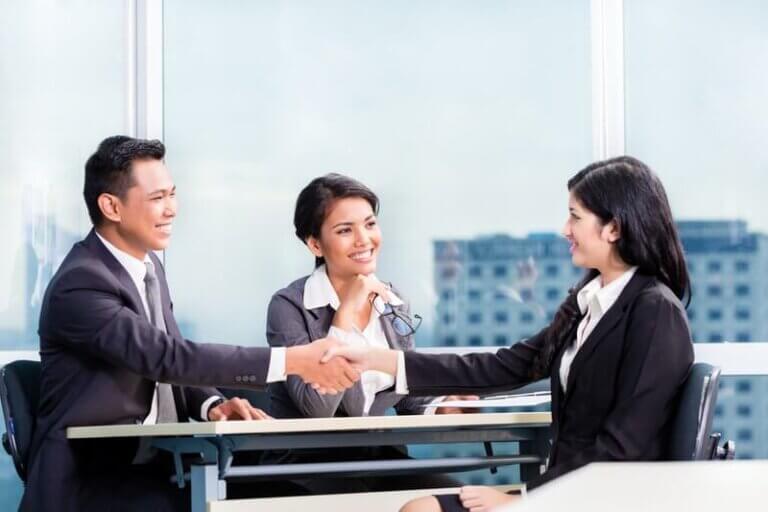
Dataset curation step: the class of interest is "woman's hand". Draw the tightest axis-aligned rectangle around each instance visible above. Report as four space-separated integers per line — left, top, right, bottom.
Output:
434 395 481 415
334 274 391 330
314 346 400 394
459 486 521 512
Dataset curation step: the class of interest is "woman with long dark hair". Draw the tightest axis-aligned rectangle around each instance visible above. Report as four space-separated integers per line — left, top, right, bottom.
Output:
325 157 694 511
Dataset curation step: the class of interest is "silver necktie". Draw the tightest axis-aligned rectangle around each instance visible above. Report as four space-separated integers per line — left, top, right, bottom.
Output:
144 261 179 424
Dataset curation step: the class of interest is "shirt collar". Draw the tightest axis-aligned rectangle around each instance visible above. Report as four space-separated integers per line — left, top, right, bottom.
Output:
577 266 638 317
95 231 152 286
303 264 403 311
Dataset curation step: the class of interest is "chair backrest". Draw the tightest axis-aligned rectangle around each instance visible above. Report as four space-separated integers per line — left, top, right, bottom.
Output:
0 360 42 482
667 362 720 461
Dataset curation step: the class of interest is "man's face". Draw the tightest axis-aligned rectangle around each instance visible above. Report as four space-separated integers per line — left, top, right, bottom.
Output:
114 158 177 255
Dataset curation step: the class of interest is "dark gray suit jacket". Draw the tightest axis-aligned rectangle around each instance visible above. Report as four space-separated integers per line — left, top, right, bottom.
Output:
21 230 273 511
402 272 694 490
266 276 434 420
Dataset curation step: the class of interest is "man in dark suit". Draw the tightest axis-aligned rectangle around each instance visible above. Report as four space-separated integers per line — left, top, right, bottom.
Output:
21 136 360 511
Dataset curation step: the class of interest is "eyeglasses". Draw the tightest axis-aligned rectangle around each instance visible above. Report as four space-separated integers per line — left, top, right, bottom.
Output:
373 296 423 336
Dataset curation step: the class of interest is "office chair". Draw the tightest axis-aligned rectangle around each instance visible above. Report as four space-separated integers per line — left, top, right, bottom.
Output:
667 362 734 461
0 360 42 482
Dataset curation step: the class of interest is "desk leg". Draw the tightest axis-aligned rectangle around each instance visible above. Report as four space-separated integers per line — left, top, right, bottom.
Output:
191 464 226 512
519 430 550 483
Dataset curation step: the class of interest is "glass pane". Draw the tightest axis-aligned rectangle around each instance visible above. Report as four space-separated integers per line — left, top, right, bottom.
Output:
0 0 128 506
625 0 768 459
163 0 592 349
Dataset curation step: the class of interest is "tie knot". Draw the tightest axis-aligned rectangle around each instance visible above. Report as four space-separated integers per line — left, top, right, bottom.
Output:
144 261 158 283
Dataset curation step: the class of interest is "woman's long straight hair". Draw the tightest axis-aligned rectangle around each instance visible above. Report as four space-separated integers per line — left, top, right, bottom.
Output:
530 156 691 380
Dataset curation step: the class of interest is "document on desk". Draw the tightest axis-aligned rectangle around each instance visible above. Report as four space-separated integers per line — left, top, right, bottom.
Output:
430 393 551 409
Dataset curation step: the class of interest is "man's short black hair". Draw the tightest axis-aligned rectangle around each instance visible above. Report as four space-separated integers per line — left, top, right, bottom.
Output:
83 135 166 226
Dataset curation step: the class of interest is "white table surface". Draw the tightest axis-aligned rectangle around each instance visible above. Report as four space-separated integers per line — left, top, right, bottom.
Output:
67 411 552 439
505 460 767 512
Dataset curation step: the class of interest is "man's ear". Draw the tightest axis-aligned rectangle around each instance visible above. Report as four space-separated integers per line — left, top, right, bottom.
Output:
306 236 324 258
604 219 621 243
97 193 122 223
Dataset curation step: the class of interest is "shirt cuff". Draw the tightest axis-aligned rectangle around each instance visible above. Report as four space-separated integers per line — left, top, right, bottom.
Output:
395 350 409 395
266 347 287 383
200 395 223 421
422 396 447 415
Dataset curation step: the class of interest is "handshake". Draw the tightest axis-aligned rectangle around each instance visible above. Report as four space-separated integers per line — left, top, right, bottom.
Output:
285 338 398 394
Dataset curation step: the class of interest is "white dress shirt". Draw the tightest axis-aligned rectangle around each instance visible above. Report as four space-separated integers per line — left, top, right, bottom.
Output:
304 265 410 415
95 233 286 422
558 266 638 393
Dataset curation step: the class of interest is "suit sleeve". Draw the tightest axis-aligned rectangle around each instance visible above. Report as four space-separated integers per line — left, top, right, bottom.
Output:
530 292 694 490
40 266 272 389
266 294 359 417
402 327 549 396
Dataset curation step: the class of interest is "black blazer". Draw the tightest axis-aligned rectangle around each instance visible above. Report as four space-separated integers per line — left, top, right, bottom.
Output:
21 230 273 512
403 272 694 490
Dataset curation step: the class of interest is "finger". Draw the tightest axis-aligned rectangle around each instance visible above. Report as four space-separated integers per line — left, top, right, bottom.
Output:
209 408 224 421
232 399 254 420
311 382 321 390
251 407 271 420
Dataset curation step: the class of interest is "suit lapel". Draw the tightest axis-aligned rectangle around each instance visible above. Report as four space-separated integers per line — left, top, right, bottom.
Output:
563 272 653 400
84 230 150 323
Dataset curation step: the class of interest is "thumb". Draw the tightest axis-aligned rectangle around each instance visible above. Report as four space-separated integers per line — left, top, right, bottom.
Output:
320 347 338 363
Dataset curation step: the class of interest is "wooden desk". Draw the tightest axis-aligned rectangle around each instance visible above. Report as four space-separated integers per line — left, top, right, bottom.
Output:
67 412 551 512
507 460 767 512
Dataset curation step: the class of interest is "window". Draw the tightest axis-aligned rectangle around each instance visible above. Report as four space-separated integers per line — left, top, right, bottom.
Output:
707 261 722 273
520 289 533 301
546 288 560 300
468 312 483 324
687 309 695 320
735 260 750 272
545 264 559 277
494 311 509 324
706 285 722 297
736 332 752 343
737 405 752 417
520 311 534 324
736 380 752 393
737 429 753 442
441 267 458 279
708 333 723 343
442 314 453 325
735 284 750 297
468 336 484 347
469 266 483 278
493 265 508 277
493 335 509 346
468 289 482 301
735 308 751 320
440 290 454 301
714 405 724 417
707 309 722 321
443 336 457 347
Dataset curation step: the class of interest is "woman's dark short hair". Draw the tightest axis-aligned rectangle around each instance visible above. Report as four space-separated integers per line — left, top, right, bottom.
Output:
83 135 165 226
294 173 379 267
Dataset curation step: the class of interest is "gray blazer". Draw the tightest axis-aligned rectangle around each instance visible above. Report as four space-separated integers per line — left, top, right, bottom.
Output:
266 276 435 419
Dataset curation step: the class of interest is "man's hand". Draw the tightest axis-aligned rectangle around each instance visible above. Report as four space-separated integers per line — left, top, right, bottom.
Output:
434 395 481 415
208 397 271 421
286 337 360 395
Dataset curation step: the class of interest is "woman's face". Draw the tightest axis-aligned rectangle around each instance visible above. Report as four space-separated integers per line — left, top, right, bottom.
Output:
308 197 381 278
562 192 620 270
